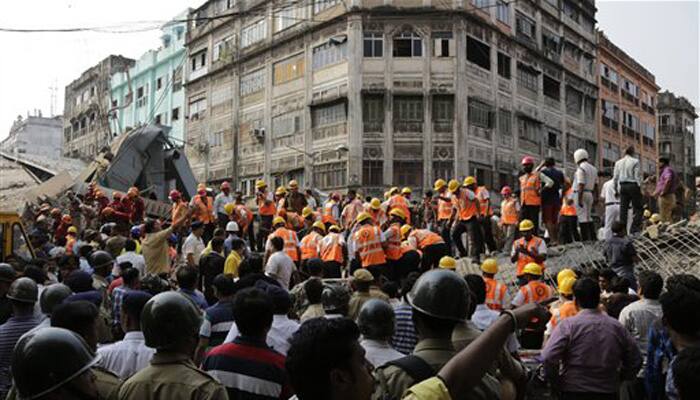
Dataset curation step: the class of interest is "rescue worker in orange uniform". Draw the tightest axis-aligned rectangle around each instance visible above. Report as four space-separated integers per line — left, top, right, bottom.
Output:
365 198 386 226
192 183 215 242
169 190 188 226
510 219 547 286
319 225 346 278
94 190 110 213
256 180 276 251
234 193 255 249
274 186 288 213
300 221 325 269
519 156 554 235
127 187 145 223
451 177 482 262
265 216 300 265
403 225 448 272
382 209 407 281
299 206 320 239
352 212 387 280
54 214 72 242
559 178 580 244
322 193 341 227
511 263 555 349
475 181 498 255
499 186 520 253
65 226 78 255
480 258 508 311
434 179 454 248
545 276 578 343
341 190 365 230
388 187 412 225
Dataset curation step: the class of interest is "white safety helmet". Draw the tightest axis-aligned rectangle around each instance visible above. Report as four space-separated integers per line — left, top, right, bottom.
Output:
574 148 589 164
225 221 239 232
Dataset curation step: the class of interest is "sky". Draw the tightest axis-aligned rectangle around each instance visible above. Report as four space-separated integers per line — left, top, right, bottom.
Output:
0 0 698 153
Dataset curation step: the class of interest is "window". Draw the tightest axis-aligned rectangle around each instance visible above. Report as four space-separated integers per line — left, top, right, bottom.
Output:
660 142 672 154
563 0 579 23
172 107 180 121
622 111 640 135
136 85 147 108
432 32 454 57
601 100 620 130
314 0 341 14
156 77 163 91
312 102 346 127
191 50 207 71
543 75 560 100
641 121 655 146
565 86 583 115
226 0 235 9
137 86 144 99
213 36 234 61
659 115 670 126
314 161 346 189
466 36 490 70
433 161 454 182
600 63 618 90
313 40 348 69
394 96 424 121
433 95 454 132
472 0 491 7
621 77 639 98
363 95 384 131
393 31 422 58
584 96 595 121
240 69 265 96
273 55 305 84
602 141 620 169
363 160 383 186
188 98 207 121
542 29 561 57
155 114 162 125
497 52 511 79
393 161 423 187
274 6 300 32
173 66 183 92
472 163 493 188
209 131 223 147
499 109 512 136
468 98 494 129
516 13 536 41
518 117 540 143
241 19 267 48
547 129 561 148
517 64 538 93
272 113 303 138
496 0 510 24
363 32 383 57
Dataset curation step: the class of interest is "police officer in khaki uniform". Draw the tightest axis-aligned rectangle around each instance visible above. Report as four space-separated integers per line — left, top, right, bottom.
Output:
373 269 501 400
118 291 228 400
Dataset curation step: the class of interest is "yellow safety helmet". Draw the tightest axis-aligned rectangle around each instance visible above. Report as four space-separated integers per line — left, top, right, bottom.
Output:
434 179 447 191
272 216 286 226
519 219 535 232
389 187 399 196
389 208 407 221
255 180 267 189
275 186 287 196
312 221 326 232
329 225 341 233
401 187 412 195
643 209 651 219
557 268 577 288
370 198 381 210
523 262 543 276
463 176 476 186
383 191 390 200
650 213 661 224
224 203 236 215
439 256 457 270
288 180 299 189
480 258 499 274
400 224 413 240
356 212 372 224
67 226 78 234
448 179 460 192
559 276 577 296
302 207 313 218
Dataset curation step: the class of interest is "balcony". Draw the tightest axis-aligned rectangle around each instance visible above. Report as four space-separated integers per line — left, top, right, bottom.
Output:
621 90 639 106
601 77 618 93
189 66 209 82
394 121 423 134
433 120 453 134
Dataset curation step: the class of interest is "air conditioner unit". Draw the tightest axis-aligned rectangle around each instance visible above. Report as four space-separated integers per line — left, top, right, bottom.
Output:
253 128 265 142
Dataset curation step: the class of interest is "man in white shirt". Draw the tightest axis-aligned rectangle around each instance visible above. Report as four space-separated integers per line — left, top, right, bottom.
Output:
224 284 300 355
213 181 234 229
116 240 145 277
182 221 206 268
264 236 295 289
600 170 634 241
97 291 155 379
573 148 598 241
613 146 644 234
357 299 403 367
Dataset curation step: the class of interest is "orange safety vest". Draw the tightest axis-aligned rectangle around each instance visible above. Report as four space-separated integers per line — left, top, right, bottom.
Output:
300 231 322 260
409 229 445 250
437 193 453 221
519 173 542 206
271 227 299 261
476 187 493 216
455 190 478 221
235 204 254 230
560 188 577 217
320 232 344 263
484 277 508 311
384 224 402 261
193 195 214 224
389 195 411 224
400 240 420 257
287 212 304 231
366 208 386 226
354 225 386 267
549 300 578 328
518 280 553 305
171 200 188 223
322 201 338 224
342 200 364 228
514 236 545 276
258 191 276 216
65 235 77 255
501 198 519 225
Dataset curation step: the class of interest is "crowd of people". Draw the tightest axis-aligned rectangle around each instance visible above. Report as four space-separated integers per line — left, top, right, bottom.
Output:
0 147 697 400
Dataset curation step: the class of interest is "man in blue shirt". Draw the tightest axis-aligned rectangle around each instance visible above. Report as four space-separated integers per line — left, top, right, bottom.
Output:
195 274 236 365
176 266 208 309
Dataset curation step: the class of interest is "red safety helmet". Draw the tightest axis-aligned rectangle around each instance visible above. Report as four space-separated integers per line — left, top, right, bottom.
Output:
521 156 535 166
500 186 512 196
169 190 181 200
61 215 72 224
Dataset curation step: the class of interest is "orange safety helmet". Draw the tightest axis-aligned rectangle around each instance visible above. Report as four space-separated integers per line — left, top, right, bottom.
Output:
61 215 72 224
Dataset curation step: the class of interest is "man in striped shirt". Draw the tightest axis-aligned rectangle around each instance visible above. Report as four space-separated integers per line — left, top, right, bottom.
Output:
202 287 292 399
195 274 236 365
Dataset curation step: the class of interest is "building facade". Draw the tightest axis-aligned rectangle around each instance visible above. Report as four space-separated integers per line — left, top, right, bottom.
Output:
657 91 697 191
110 12 190 143
596 31 658 175
63 55 134 159
0 112 63 160
184 0 598 196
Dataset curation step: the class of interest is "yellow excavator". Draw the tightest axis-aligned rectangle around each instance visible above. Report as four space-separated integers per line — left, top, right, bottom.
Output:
0 212 35 263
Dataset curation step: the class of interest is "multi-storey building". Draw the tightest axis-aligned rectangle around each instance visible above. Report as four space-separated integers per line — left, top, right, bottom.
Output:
184 0 598 196
110 12 190 143
596 31 658 176
0 112 63 159
657 91 697 192
63 55 134 159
